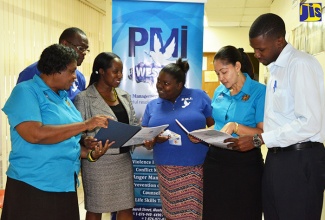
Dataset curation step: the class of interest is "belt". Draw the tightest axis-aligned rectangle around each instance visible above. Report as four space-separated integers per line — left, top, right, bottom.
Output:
268 141 318 153
120 146 130 154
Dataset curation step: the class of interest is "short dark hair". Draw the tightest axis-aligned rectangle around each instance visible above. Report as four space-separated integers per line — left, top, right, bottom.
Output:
59 27 87 43
37 44 78 75
160 58 189 85
214 46 254 79
249 13 286 39
88 52 121 87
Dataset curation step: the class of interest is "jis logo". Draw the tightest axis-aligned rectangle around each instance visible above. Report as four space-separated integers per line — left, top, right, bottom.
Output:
128 26 188 85
300 3 322 22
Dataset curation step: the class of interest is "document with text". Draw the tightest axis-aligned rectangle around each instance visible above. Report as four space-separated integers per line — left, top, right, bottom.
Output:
175 119 233 149
95 119 169 148
123 124 169 146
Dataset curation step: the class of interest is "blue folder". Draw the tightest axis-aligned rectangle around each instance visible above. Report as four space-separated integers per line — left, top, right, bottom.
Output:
94 119 141 148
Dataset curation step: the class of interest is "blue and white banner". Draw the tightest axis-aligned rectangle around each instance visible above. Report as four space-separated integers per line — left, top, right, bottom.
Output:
112 0 204 219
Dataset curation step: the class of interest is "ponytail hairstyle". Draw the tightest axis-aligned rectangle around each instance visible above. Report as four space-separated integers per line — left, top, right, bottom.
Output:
160 58 189 86
214 45 254 79
238 48 254 79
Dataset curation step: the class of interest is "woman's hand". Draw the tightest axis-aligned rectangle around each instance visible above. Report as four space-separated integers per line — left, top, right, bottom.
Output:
188 135 201 143
221 122 237 135
82 136 98 149
84 115 114 131
143 139 155 150
142 134 170 150
90 139 115 160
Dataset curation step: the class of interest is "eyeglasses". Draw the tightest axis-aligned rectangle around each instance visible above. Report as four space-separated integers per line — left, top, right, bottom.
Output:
66 41 90 53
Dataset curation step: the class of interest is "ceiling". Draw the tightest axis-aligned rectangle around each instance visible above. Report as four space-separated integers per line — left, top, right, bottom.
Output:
83 0 273 27
205 0 273 27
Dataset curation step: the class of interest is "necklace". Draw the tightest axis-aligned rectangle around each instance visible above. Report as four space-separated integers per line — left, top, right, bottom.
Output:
99 88 118 102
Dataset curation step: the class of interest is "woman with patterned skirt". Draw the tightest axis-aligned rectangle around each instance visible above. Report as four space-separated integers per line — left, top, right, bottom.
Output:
142 58 214 219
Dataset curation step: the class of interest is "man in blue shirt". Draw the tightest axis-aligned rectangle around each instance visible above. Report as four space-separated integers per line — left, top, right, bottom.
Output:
17 27 88 101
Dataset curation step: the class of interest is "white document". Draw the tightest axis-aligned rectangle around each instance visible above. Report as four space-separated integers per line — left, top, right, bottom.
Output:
175 119 233 149
123 124 169 146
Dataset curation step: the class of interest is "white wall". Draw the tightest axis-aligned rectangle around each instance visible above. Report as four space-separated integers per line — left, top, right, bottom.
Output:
203 27 251 53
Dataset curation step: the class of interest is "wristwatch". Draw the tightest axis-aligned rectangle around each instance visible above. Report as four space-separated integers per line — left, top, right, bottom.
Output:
253 134 262 148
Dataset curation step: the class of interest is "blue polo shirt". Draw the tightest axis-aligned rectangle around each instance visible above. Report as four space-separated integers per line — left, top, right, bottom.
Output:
142 87 212 166
2 75 82 192
16 62 86 101
211 73 266 136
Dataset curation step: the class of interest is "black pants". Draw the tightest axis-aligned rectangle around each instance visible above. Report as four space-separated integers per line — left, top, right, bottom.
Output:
1 177 79 220
263 143 325 220
203 147 264 220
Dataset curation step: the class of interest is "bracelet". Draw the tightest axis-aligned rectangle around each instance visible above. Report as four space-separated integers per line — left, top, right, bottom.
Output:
87 150 97 162
234 122 239 134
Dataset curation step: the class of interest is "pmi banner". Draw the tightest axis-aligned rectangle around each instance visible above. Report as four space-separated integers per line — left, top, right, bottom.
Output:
112 0 204 219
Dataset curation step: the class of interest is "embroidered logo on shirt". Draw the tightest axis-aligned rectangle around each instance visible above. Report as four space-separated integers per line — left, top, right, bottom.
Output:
181 97 192 108
242 94 250 101
216 94 224 102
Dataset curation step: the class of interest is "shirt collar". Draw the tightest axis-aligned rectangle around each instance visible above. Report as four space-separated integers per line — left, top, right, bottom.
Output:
268 43 293 69
241 73 253 95
33 74 68 99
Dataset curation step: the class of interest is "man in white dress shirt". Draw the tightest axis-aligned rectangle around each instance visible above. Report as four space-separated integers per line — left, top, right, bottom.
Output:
229 13 325 220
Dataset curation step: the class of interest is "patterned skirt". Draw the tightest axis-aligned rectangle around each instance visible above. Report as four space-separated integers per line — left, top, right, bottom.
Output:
156 164 204 220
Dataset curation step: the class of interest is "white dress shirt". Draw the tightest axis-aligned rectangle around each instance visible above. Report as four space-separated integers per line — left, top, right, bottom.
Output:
262 43 325 148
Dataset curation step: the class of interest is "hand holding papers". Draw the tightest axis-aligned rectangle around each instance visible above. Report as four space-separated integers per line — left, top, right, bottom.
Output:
123 124 169 146
175 119 234 149
94 119 169 148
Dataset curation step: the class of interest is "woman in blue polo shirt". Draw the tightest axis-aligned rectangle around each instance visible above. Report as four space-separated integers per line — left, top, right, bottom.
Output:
142 58 214 220
203 46 266 220
1 44 112 220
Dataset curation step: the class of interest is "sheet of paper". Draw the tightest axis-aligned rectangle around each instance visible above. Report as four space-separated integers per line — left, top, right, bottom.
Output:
123 124 169 146
175 119 234 149
190 129 233 149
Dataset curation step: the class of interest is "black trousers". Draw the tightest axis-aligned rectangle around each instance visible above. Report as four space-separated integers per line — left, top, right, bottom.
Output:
203 147 264 220
263 143 325 220
1 177 79 220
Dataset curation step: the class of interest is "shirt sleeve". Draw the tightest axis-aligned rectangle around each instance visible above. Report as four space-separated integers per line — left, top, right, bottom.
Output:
141 104 151 127
2 84 42 128
254 85 266 124
200 90 213 118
